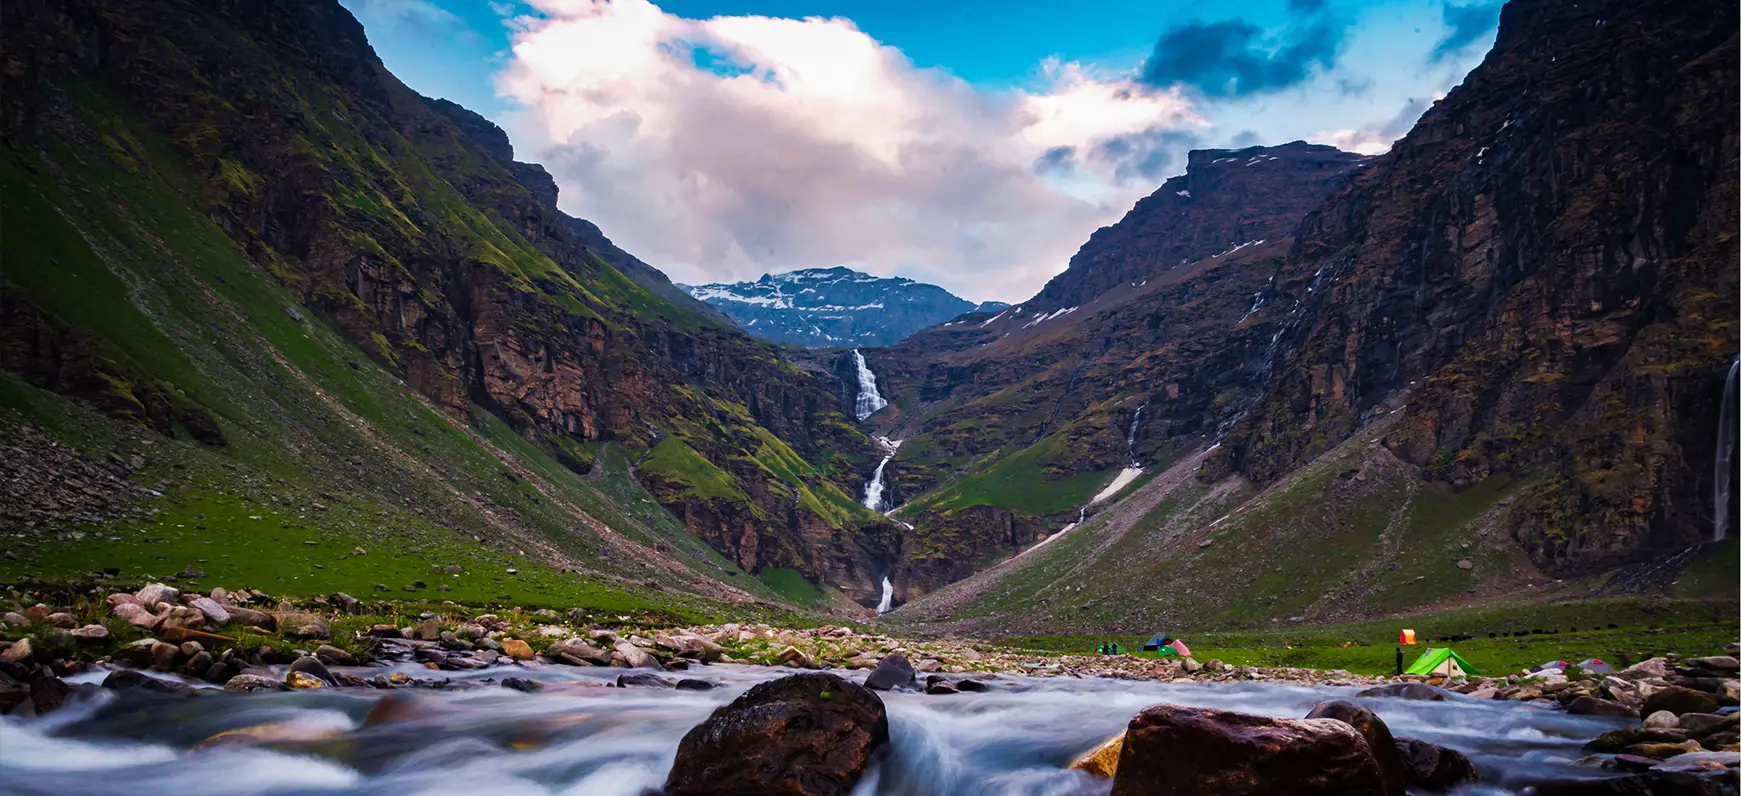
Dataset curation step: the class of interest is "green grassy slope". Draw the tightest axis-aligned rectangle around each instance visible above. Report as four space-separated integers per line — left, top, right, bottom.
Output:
0 96 782 614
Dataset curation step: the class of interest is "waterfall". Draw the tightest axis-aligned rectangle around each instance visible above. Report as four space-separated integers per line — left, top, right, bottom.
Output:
1715 361 1739 542
851 350 888 420
1125 404 1147 466
877 576 894 614
862 437 902 512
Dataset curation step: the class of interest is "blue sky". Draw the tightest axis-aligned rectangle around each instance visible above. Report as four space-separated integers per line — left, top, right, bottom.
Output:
340 0 1502 301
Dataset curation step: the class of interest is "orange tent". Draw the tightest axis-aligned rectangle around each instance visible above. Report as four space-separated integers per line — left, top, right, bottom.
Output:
1399 629 1417 645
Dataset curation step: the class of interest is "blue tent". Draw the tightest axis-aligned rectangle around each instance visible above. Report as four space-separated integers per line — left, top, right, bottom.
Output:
1142 633 1174 651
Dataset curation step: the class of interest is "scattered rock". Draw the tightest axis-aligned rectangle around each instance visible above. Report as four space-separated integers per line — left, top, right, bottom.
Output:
546 639 612 667
314 645 357 666
675 679 715 691
865 653 916 691
224 674 287 693
1071 733 1124 779
779 645 819 669
189 597 230 627
134 583 179 607
1108 704 1389 796
102 669 193 695
1567 696 1641 719
225 606 274 629
956 679 989 692
289 656 337 686
286 670 326 689
2 638 34 664
664 672 888 796
501 640 534 661
1644 710 1681 729
1643 686 1720 718
614 640 661 670
70 624 110 642
273 612 329 639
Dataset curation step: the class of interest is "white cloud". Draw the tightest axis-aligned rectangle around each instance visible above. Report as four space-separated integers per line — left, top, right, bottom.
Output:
495 0 1205 302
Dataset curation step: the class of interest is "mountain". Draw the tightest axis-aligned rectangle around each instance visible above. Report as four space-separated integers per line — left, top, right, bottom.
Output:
867 0 1737 626
0 0 902 612
855 142 1371 599
683 267 1006 348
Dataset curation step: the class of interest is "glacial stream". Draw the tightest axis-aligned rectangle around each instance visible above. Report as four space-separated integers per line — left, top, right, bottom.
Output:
1 663 1634 796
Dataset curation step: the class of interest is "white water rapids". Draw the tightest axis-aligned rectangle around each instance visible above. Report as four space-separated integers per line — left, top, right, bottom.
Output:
877 576 895 614
1 662 1637 795
851 349 888 421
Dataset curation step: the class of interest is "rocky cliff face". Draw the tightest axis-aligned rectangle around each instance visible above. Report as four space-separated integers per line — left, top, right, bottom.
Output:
1213 0 1738 575
684 267 1003 348
0 0 898 607
860 144 1367 596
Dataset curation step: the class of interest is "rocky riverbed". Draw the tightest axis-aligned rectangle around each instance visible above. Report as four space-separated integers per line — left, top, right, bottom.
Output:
1 583 1737 794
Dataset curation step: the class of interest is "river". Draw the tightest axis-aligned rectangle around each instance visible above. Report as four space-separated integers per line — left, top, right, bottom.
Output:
1 662 1633 795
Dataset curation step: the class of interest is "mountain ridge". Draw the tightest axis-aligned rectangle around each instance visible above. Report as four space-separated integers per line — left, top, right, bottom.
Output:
682 266 1008 348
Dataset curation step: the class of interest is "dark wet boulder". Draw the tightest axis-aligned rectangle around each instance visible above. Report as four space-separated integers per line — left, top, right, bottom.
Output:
1304 700 1405 796
864 653 915 691
28 676 73 714
664 672 889 796
1393 737 1478 791
101 669 195 696
1108 704 1388 796
617 672 673 688
501 677 542 693
956 679 989 692
675 679 715 691
1355 682 1452 701
1568 695 1641 718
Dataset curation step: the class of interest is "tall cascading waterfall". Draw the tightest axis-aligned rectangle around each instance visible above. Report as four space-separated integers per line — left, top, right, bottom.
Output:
862 437 902 512
1714 361 1739 542
1125 404 1147 466
851 349 888 421
877 576 894 614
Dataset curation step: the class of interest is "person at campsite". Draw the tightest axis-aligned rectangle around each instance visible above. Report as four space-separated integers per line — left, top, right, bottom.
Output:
1396 647 1404 676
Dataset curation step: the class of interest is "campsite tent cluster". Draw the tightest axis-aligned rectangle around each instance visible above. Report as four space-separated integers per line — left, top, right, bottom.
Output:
1142 633 1191 657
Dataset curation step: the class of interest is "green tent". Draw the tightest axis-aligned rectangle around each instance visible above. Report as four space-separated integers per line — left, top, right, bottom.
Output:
1404 647 1478 677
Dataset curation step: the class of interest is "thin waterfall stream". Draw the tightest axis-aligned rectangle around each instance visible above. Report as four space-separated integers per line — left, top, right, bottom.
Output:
1714 360 1738 542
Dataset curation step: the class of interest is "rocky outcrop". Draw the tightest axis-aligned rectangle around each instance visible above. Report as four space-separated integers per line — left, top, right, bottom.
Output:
1109 704 1389 796
664 672 889 796
1215 0 1739 573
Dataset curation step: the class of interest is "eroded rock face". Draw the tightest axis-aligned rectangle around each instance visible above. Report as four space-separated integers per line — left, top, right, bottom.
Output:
1108 704 1388 796
664 672 889 796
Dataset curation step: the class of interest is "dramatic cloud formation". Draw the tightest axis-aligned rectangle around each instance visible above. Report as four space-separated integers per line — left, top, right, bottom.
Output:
497 0 1205 300
1136 9 1348 98
1312 95 1437 155
1431 1 1503 63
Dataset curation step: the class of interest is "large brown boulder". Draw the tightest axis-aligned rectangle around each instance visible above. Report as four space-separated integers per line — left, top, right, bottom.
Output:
1108 705 1388 796
1355 683 1451 701
1392 737 1479 791
664 672 888 796
1641 686 1719 718
1304 700 1405 796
